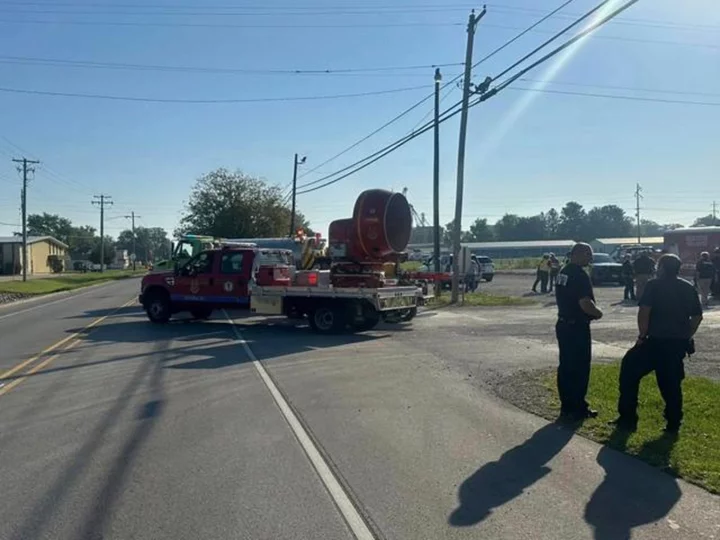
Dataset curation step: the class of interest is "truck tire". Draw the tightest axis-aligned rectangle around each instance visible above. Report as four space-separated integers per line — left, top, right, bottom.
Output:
190 307 213 320
354 309 380 331
145 290 171 324
308 304 346 334
484 275 494 282
399 307 417 322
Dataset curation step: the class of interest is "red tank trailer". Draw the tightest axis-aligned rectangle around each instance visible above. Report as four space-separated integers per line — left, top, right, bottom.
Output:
328 189 413 288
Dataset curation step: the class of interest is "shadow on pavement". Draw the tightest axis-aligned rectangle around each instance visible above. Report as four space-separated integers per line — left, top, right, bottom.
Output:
448 421 575 526
584 428 681 540
64 304 141 319
9 340 168 540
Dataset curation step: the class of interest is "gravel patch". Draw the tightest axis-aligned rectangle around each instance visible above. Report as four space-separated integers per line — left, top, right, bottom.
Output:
0 292 34 305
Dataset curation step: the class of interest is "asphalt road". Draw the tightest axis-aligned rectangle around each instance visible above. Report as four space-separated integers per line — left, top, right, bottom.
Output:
0 278 718 539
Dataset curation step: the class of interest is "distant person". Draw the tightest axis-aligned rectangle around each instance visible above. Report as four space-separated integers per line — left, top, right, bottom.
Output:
712 247 720 297
555 243 603 421
622 254 635 302
695 252 715 307
614 254 703 433
632 250 655 302
532 254 550 294
548 253 561 292
465 259 479 293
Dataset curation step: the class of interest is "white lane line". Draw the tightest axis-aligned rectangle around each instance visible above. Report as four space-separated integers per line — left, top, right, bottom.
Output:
224 312 375 540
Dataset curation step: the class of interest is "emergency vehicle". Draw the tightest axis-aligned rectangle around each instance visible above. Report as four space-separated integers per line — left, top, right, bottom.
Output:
139 189 420 333
664 227 720 274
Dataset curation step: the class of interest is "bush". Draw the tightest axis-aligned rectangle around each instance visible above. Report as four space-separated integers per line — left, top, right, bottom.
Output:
47 255 64 273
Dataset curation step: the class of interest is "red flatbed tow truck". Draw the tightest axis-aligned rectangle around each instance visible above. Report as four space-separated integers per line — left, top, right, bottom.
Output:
139 188 421 333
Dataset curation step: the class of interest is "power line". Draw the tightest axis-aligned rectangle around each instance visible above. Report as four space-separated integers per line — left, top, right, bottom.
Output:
507 86 720 107
296 0 579 189
0 18 464 28
0 83 431 103
297 0 644 195
0 55 464 75
518 78 720 99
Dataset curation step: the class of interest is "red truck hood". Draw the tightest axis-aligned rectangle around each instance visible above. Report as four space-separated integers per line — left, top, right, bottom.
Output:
142 272 174 286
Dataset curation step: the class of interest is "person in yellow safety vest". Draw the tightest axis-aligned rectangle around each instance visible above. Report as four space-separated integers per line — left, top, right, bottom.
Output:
532 254 551 293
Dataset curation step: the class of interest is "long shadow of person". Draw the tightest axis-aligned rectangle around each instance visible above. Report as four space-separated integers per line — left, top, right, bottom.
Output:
585 428 681 540
449 421 576 526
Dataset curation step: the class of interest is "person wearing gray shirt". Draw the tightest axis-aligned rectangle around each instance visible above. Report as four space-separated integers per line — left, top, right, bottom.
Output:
614 254 703 433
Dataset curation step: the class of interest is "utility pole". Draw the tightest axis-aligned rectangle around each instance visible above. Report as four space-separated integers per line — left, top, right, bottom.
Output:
92 195 113 272
451 7 486 304
634 183 643 244
12 157 40 282
289 153 306 237
713 201 717 224
433 68 442 294
124 211 141 271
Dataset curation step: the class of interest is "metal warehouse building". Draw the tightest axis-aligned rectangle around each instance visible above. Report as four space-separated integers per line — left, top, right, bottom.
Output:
590 236 664 254
408 239 577 259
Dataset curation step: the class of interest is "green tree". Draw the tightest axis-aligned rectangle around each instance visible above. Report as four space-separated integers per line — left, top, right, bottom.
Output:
545 208 560 239
89 236 115 265
692 215 720 227
466 218 494 242
586 205 633 239
67 225 97 260
558 202 587 240
177 168 311 238
115 226 170 263
26 213 74 243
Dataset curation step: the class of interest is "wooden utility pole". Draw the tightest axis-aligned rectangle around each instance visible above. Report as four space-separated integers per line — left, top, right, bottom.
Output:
124 211 141 270
289 153 306 237
433 68 442 293
92 194 113 272
12 157 40 282
635 183 643 244
451 7 486 304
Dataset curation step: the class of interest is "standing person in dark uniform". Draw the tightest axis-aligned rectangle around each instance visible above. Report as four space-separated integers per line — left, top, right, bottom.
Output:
621 254 635 302
555 243 603 421
633 250 655 302
614 254 703 433
695 252 715 307
712 247 720 297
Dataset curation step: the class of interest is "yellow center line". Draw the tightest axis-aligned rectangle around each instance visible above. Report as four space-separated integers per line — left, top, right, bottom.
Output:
0 297 137 397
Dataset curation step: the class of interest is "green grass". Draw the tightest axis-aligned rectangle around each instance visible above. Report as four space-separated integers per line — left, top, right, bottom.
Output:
532 364 720 494
0 270 146 295
427 291 535 308
399 261 424 272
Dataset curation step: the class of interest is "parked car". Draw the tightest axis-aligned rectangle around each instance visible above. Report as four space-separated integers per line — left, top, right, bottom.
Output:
473 255 495 282
590 253 623 285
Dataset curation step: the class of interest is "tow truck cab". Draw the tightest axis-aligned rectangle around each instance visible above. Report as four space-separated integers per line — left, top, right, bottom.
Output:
140 246 291 323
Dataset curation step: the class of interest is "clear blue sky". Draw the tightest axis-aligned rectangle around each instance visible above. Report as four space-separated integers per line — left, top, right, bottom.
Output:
0 0 718 240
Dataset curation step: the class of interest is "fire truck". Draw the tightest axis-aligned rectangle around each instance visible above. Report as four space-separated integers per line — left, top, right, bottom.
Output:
151 231 325 273
138 189 420 333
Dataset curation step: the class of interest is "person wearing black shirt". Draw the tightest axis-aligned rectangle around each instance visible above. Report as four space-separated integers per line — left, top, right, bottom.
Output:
621 254 635 301
632 251 655 302
696 252 715 307
615 254 703 433
555 243 603 421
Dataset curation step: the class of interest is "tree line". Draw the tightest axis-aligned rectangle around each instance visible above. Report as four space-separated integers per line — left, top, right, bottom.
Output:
17 167 313 265
437 201 718 245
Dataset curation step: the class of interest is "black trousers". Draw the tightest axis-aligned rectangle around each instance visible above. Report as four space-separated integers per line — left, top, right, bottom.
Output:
618 339 687 426
548 272 559 292
623 276 635 300
556 320 592 414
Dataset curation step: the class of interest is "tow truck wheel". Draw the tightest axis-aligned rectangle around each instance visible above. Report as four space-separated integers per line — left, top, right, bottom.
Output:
308 305 345 334
354 309 380 331
145 292 171 324
400 307 417 322
190 307 213 320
